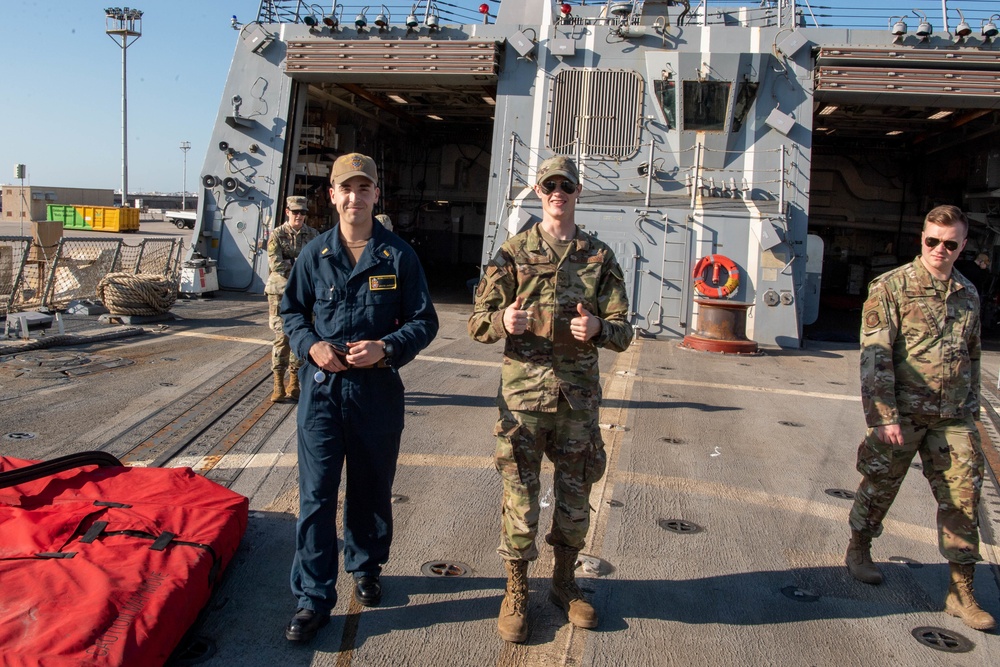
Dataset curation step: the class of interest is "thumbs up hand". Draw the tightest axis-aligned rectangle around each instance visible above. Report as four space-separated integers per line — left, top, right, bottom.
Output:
503 295 531 335
570 303 601 342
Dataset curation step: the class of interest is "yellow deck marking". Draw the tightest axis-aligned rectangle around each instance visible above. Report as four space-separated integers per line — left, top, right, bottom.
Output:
637 375 859 402
170 330 271 346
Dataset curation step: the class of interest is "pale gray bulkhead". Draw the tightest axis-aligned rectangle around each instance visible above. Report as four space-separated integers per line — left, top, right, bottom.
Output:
189 1 1000 348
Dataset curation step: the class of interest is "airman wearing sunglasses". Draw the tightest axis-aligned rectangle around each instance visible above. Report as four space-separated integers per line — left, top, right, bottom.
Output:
469 156 633 642
265 196 320 401
848 204 994 631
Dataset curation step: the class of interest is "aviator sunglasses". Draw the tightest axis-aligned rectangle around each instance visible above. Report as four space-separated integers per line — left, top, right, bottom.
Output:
924 236 960 252
539 180 579 196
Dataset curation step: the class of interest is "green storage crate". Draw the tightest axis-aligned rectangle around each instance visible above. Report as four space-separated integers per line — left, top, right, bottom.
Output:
46 204 83 229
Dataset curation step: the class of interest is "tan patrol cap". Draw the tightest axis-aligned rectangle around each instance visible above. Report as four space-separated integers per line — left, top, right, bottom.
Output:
286 196 308 211
331 153 379 186
536 156 579 186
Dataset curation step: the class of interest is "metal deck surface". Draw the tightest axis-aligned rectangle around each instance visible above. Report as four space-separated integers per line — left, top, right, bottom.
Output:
2 292 999 666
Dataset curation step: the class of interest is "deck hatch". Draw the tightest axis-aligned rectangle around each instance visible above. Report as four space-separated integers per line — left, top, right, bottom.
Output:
547 68 644 159
657 518 702 534
420 560 472 578
910 627 974 653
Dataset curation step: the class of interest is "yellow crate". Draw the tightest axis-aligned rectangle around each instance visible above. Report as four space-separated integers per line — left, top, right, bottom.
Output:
55 206 140 233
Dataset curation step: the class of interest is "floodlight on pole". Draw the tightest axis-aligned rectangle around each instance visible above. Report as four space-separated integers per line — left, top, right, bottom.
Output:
180 141 191 210
15 164 27 238
105 7 143 208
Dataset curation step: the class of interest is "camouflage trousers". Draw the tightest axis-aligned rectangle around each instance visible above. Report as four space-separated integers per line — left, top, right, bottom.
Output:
849 414 984 564
267 294 300 372
493 399 607 562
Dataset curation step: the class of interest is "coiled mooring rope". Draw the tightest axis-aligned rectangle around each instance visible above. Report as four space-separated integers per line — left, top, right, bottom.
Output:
96 273 178 316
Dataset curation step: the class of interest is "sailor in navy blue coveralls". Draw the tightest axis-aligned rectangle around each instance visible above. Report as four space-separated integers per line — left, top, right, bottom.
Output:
280 153 437 641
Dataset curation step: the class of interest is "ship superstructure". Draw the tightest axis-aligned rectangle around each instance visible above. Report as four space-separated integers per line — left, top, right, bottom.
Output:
191 1 1000 346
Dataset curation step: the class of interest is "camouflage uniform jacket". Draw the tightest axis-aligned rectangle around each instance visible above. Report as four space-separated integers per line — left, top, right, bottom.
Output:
264 222 319 295
860 255 981 427
468 223 633 412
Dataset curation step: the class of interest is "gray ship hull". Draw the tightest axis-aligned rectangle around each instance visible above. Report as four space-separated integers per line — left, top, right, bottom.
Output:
187 1 1000 349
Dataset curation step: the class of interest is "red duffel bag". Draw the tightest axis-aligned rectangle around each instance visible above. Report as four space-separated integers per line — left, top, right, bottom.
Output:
0 452 249 666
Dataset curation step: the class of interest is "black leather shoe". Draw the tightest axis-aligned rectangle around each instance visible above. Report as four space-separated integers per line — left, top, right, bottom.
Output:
354 575 382 607
284 608 329 642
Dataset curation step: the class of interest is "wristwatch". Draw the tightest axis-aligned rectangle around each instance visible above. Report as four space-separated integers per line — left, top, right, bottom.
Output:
381 340 395 363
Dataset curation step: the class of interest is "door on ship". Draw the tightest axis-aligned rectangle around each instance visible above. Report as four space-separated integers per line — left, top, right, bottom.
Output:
281 39 501 302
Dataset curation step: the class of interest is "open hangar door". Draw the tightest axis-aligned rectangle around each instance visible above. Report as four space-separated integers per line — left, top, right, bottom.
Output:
284 76 497 302
807 48 1000 338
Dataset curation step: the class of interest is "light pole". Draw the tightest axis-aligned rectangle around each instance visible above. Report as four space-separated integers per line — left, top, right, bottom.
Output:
179 141 191 210
105 7 143 207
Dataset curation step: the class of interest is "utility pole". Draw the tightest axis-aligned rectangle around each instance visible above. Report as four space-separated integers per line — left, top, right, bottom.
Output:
180 141 191 210
105 7 143 207
14 163 26 237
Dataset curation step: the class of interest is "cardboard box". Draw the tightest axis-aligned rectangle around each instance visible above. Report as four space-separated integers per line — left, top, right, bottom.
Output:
29 220 62 262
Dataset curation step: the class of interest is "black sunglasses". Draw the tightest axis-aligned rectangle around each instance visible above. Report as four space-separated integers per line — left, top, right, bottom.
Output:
539 180 578 195
924 236 960 252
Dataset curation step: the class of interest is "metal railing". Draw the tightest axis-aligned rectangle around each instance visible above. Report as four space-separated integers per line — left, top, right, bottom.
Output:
256 1 490 26
0 237 184 316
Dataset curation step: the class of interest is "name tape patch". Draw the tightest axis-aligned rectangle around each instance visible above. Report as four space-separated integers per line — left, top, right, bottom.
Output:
370 275 397 291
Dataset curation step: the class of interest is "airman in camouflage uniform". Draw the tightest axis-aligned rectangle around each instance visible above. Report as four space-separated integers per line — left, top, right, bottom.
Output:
265 196 319 402
469 156 633 642
846 205 995 631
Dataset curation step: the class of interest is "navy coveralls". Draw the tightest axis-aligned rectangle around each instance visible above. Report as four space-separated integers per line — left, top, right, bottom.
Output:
281 221 438 614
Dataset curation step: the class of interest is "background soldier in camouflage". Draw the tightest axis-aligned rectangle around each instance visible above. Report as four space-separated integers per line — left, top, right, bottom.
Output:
469 156 633 643
846 204 995 631
264 196 319 402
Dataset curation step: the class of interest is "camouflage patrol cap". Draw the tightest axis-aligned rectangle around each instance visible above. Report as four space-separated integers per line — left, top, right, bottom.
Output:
536 156 579 186
286 196 308 211
331 153 379 186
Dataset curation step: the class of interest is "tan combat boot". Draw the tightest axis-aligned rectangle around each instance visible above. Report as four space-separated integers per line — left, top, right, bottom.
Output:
550 546 598 628
270 371 285 402
286 370 300 400
945 562 997 631
498 560 529 643
845 529 882 585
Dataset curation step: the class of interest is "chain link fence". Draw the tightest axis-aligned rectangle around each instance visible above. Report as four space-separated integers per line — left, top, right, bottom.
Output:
1 236 184 316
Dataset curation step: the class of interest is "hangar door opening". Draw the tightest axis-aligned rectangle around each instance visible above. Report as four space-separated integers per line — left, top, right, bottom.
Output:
283 39 500 301
808 46 1000 337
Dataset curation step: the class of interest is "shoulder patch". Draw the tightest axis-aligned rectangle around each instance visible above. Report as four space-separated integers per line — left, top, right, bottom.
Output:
861 285 891 335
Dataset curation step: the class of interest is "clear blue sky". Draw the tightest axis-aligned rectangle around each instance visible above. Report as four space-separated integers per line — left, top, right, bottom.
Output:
2 1 241 194
1 1 995 193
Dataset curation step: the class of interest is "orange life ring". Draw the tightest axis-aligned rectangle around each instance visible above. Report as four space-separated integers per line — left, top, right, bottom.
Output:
692 254 740 298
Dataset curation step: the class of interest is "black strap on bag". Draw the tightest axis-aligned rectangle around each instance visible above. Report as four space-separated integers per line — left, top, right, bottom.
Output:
0 451 123 490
